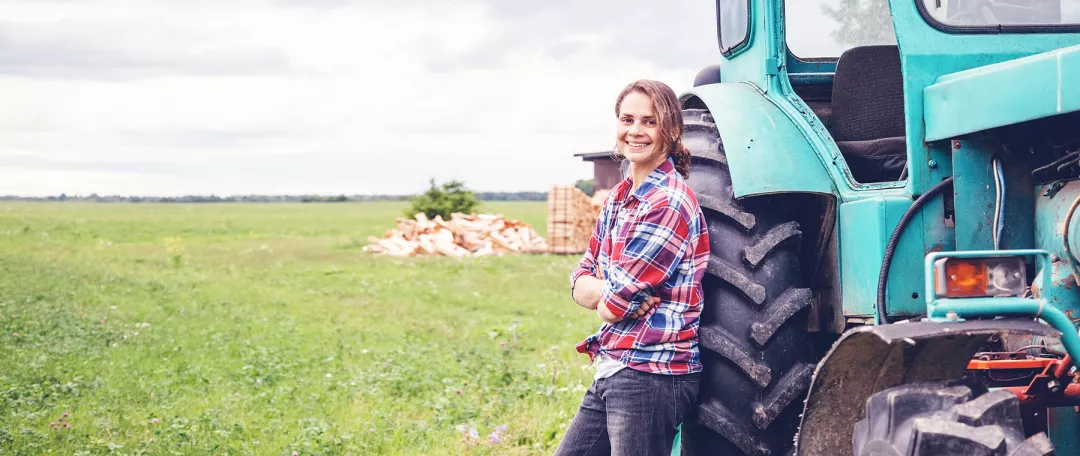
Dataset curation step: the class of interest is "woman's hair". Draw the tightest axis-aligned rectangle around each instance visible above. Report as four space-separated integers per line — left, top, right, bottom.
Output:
614 79 691 179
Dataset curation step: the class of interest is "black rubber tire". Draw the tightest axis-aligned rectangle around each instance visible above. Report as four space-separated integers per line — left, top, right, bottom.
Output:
679 108 815 456
853 382 1054 456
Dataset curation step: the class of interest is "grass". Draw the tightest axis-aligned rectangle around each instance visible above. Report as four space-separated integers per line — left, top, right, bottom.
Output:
0 201 599 455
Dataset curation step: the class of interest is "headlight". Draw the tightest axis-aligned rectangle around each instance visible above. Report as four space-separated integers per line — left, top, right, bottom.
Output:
933 256 1027 298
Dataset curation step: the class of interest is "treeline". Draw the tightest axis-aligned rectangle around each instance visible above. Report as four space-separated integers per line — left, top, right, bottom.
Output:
0 192 548 203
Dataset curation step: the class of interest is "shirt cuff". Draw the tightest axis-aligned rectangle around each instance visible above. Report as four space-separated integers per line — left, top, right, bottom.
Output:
570 267 593 299
601 284 649 321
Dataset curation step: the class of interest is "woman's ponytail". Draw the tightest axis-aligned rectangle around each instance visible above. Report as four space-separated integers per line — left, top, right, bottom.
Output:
671 141 691 179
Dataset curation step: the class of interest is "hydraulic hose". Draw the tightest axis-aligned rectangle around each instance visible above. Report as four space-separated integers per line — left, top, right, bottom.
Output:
876 177 955 325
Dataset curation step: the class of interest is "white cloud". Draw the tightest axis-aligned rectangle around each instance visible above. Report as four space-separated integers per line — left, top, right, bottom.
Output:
0 0 739 197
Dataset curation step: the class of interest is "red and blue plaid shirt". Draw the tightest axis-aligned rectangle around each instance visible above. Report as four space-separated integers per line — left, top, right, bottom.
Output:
571 158 709 375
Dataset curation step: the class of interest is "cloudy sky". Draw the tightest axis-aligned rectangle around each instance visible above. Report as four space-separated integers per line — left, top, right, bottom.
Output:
0 0 850 197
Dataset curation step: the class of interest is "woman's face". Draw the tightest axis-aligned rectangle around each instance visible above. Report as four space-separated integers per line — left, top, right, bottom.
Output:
616 91 664 167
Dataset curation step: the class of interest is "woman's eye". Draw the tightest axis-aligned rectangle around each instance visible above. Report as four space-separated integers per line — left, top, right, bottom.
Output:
646 120 657 126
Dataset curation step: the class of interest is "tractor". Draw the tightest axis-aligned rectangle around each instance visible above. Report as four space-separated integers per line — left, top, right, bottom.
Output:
672 0 1080 454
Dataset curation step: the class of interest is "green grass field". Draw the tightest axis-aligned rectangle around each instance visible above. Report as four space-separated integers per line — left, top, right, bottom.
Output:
0 201 600 455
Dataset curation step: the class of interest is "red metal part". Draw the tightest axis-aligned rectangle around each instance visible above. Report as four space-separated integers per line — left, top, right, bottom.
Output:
990 355 1078 407
968 358 1056 370
1003 383 1080 406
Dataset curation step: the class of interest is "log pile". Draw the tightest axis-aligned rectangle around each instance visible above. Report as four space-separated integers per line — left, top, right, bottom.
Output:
548 185 604 254
362 213 549 257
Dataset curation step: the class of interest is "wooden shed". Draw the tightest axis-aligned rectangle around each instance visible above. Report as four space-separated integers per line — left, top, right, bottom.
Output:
574 151 624 192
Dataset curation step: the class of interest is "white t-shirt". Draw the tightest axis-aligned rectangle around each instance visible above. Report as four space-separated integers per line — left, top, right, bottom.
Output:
594 352 627 379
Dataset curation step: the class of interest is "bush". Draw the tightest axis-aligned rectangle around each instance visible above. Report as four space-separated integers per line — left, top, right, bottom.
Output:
574 179 594 197
407 179 480 220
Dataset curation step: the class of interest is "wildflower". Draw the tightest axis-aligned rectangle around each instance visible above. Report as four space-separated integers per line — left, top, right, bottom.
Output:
151 418 159 424
63 422 70 429
292 452 298 456
488 424 508 443
256 378 262 385
50 422 56 427
455 389 461 395
63 412 69 418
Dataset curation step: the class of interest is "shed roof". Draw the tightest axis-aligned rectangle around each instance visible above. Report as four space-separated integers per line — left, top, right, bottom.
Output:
574 151 617 162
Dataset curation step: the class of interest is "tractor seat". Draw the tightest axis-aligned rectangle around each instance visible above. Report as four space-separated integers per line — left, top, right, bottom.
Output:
830 45 908 183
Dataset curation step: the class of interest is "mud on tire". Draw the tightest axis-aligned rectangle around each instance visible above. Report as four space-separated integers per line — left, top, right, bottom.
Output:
679 108 814 456
853 382 1054 456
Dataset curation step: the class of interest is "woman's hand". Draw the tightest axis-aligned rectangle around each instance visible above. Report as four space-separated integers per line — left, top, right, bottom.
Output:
631 295 660 319
597 295 661 323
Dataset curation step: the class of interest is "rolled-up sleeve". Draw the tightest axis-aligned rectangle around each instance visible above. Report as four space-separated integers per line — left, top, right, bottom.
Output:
600 204 689 321
570 206 607 297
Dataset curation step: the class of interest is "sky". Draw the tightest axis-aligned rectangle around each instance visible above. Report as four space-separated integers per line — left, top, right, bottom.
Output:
0 0 850 197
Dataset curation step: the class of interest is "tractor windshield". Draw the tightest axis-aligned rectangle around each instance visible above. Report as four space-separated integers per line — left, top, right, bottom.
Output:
920 0 1080 28
785 0 897 59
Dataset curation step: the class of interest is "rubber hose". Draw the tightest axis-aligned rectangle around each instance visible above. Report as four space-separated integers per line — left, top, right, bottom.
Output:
876 177 955 325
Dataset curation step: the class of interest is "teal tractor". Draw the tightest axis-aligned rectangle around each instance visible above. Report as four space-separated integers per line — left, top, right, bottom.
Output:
674 0 1080 454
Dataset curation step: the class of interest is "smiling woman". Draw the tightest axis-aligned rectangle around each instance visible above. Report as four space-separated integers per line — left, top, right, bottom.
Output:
557 80 709 456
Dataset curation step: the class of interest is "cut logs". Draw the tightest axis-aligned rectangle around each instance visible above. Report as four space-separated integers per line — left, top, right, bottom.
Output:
362 212 549 257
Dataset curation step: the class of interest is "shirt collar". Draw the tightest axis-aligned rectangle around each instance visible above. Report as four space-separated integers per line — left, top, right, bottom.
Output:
614 157 676 202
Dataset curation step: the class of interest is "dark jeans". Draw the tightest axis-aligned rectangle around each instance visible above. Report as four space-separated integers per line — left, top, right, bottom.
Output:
554 368 700 456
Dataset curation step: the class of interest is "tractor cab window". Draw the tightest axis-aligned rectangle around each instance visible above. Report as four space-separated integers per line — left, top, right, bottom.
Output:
719 0 751 53
785 0 897 59
785 0 908 184
920 0 1080 28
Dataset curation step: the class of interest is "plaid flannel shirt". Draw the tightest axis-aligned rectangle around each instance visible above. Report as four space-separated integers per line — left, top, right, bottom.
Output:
570 158 709 375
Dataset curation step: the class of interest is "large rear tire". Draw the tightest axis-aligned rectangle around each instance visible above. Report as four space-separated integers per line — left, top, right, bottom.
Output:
853 382 1054 456
679 108 814 456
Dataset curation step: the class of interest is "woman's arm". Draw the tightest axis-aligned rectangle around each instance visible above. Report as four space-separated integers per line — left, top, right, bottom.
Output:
569 196 610 308
596 204 690 322
572 275 604 310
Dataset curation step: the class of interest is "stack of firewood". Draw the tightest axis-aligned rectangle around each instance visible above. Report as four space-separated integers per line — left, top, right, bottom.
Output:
547 185 601 254
362 213 549 257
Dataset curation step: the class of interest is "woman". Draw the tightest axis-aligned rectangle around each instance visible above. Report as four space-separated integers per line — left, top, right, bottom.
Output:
555 80 710 456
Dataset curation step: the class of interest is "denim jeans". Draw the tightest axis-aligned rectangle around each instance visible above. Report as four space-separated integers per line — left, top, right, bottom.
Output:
554 367 700 456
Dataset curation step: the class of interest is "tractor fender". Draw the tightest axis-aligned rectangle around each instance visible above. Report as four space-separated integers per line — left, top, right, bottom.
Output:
680 82 838 199
794 319 1060 456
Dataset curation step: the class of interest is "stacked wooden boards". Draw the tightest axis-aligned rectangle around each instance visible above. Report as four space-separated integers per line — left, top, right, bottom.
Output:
547 186 607 254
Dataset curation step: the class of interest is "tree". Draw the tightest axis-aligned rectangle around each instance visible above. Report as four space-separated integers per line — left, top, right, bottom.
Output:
574 179 595 197
407 179 480 220
822 0 896 48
